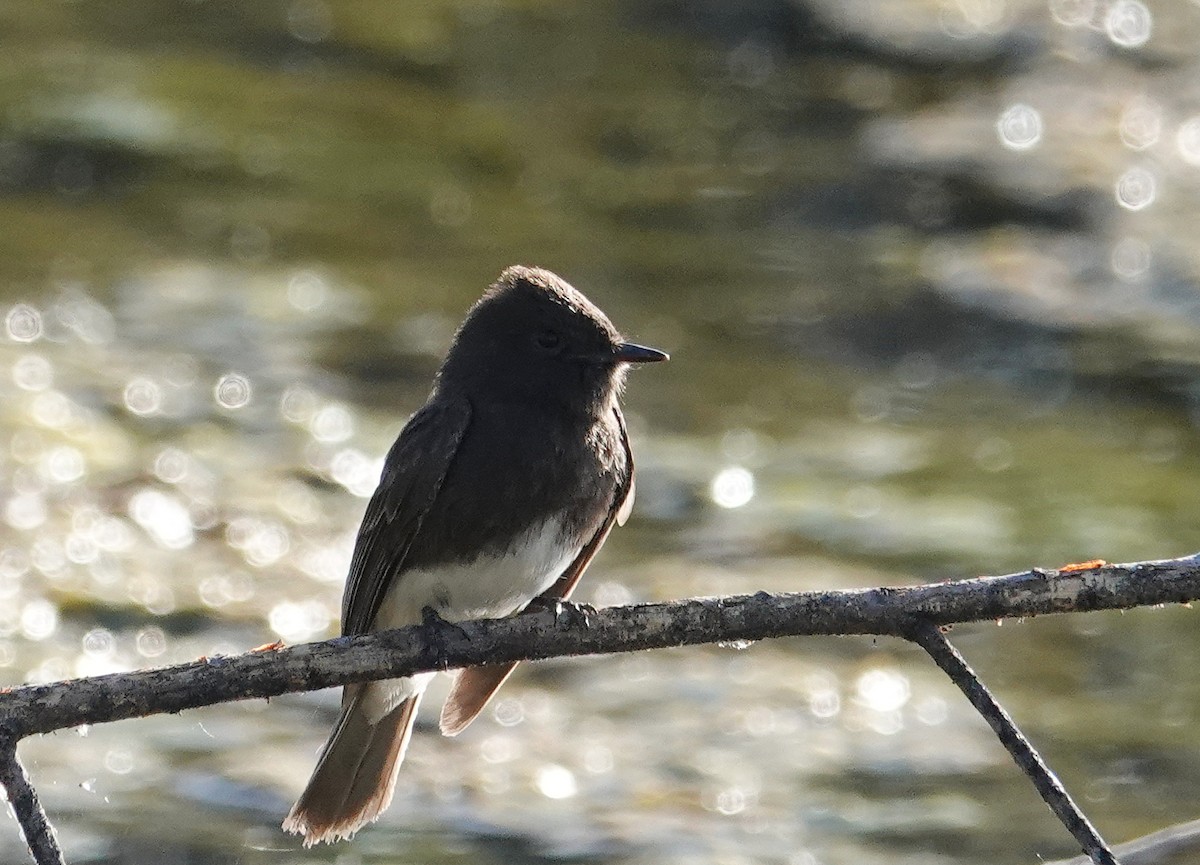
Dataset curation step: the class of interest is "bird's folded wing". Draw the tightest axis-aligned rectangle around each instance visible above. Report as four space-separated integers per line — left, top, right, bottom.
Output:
340 397 472 637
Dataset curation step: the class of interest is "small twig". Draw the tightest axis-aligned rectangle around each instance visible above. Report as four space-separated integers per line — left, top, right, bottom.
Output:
903 619 1120 865
0 738 65 865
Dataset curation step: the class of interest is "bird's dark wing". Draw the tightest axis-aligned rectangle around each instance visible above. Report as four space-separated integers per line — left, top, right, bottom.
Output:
341 397 472 637
439 406 634 735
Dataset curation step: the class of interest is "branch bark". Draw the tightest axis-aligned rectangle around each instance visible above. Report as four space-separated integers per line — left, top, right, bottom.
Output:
1 555 1196 736
0 740 64 865
1 554 1196 864
904 620 1118 865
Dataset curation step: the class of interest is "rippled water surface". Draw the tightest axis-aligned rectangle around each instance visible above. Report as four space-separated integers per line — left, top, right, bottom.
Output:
4 2 1200 863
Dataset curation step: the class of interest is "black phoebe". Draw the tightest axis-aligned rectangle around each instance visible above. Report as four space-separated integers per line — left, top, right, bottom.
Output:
283 265 667 845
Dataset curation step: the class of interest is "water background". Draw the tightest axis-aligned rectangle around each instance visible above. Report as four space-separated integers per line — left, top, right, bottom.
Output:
3 2 1200 863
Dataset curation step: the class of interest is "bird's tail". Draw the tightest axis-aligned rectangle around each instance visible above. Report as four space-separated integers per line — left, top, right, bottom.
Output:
283 685 422 846
440 663 519 736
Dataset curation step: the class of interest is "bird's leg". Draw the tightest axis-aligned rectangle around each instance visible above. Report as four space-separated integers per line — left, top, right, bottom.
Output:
526 596 597 629
420 606 470 670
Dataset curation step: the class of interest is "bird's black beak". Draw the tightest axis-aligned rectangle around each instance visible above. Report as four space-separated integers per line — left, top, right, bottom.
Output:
614 342 669 364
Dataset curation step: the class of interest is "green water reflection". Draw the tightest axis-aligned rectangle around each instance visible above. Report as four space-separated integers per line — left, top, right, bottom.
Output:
3 2 1200 864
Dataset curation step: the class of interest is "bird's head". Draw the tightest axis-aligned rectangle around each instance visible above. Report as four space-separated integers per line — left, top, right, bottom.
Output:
438 265 667 414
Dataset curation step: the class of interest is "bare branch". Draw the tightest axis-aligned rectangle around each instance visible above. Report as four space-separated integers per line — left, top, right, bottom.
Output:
0 740 65 865
0 556 1197 738
904 620 1119 865
0 554 1195 864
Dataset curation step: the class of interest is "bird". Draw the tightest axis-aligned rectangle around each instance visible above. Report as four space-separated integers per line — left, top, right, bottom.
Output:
282 265 667 845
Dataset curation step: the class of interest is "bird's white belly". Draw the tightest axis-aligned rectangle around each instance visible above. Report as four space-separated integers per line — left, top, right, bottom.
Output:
373 516 578 630
360 517 577 724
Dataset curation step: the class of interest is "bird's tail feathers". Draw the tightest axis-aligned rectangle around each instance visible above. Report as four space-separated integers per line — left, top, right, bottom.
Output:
283 686 422 846
440 663 519 736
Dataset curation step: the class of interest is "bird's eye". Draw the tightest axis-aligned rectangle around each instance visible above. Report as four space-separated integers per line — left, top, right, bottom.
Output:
534 330 563 353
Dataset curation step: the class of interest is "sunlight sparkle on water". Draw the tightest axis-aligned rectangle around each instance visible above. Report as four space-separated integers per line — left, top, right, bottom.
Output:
996 104 1042 151
20 599 58 641
5 493 47 531
855 668 911 712
268 599 330 641
82 627 115 658
1177 117 1200 167
31 537 67 578
480 734 520 765
1048 0 1095 27
5 304 43 342
225 517 290 567
330 448 382 497
535 763 578 799
135 626 167 658
310 403 355 442
12 354 53 391
129 489 194 549
583 744 614 774
1119 97 1161 151
493 697 524 727
214 373 252 409
40 446 85 484
711 466 755 509
277 480 321 524
280 385 318 424
64 532 99 565
1115 166 1156 210
720 427 766 464
940 0 1007 37
296 542 349 583
123 377 162 416
152 448 191 484
704 785 752 816
809 687 841 719
1105 0 1152 48
78 511 135 553
198 571 255 607
104 749 134 775
287 270 329 312
31 391 75 429
0 547 28 582
1111 236 1152 281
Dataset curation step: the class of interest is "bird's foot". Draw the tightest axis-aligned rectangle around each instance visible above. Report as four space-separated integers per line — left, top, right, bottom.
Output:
421 606 469 670
528 597 597 629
